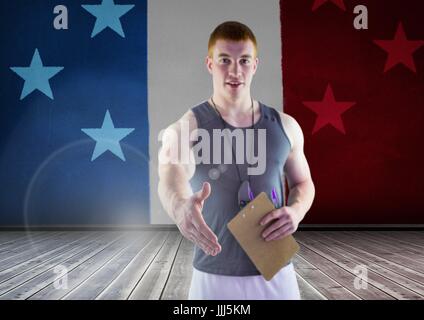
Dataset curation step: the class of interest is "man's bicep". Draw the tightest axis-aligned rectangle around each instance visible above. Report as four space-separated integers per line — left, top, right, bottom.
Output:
282 114 312 189
158 112 196 179
284 148 312 189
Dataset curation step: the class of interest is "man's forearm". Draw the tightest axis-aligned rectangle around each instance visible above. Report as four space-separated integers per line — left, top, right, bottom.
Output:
286 180 315 222
158 165 193 222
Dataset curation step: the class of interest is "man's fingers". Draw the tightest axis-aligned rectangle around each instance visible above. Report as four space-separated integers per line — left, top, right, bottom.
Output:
189 182 220 255
193 182 211 203
197 227 221 253
262 218 289 238
194 233 215 254
190 229 217 255
260 209 285 226
191 210 219 248
265 224 292 241
191 217 220 250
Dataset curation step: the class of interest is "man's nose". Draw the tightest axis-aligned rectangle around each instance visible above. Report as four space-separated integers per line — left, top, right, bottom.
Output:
229 62 241 77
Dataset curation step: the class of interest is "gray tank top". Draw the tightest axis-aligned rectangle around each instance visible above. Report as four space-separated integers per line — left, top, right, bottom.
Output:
190 101 292 276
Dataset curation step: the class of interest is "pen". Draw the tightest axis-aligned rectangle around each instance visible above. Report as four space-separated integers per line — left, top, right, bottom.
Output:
271 187 279 208
248 184 254 201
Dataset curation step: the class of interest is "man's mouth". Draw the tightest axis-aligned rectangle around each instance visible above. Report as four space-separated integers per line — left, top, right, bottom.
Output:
226 82 244 88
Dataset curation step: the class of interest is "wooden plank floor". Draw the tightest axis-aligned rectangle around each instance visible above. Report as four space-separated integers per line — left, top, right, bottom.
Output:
0 230 422 300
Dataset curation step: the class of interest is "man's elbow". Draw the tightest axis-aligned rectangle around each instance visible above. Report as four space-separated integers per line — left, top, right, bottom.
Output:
157 166 170 201
309 179 315 202
295 178 315 202
301 177 315 197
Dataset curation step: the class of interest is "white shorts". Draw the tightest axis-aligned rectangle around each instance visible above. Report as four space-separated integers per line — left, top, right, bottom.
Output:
188 263 300 300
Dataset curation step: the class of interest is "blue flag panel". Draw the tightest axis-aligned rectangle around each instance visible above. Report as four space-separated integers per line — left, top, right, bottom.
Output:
0 0 149 225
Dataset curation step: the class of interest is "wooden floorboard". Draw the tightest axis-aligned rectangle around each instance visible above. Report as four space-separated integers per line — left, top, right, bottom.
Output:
320 232 424 274
297 232 423 299
0 232 122 300
366 231 424 250
128 231 182 300
0 232 80 272
96 231 169 300
0 232 61 255
0 232 99 284
160 237 194 300
0 232 40 246
63 231 155 300
295 272 327 300
28 232 128 300
292 254 360 299
319 232 424 284
0 233 106 297
295 233 394 299
350 232 424 270
347 231 424 264
0 230 422 300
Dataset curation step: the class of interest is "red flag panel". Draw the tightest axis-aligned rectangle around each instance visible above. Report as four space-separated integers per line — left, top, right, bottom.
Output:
281 0 424 223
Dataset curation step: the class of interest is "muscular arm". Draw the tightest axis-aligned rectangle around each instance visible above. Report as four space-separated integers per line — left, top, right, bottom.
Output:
158 110 221 255
157 110 196 222
281 112 315 222
260 112 315 240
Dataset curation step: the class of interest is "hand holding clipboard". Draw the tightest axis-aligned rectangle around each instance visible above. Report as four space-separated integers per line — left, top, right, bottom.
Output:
227 192 300 281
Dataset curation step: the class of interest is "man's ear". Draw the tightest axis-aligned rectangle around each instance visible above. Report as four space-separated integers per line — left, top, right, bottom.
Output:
205 55 213 75
252 57 259 75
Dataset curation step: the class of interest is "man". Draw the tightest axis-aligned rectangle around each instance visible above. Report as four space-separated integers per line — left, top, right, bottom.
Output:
158 21 315 300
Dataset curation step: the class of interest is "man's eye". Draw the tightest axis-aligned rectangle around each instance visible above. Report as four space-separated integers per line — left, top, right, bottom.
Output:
220 58 230 63
241 59 250 64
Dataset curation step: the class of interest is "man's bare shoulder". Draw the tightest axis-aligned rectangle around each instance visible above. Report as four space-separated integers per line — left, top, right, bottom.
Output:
161 109 198 149
166 109 198 131
181 109 197 125
278 111 304 151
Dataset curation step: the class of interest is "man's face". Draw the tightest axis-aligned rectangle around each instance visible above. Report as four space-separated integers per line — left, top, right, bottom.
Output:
206 39 258 100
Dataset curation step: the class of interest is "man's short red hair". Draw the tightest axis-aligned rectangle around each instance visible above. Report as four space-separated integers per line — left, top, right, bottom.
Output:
208 21 258 58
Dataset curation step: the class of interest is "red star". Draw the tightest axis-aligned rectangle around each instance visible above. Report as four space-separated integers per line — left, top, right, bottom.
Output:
311 0 346 11
373 22 424 73
302 84 355 135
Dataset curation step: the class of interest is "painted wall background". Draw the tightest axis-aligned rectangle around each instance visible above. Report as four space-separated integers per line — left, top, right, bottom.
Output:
282 0 424 224
0 0 150 226
1 0 422 226
0 0 283 226
148 0 283 224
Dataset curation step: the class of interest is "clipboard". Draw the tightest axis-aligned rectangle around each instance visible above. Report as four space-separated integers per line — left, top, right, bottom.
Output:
227 192 300 281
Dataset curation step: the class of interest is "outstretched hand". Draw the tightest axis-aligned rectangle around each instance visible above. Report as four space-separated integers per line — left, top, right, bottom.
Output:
175 182 222 256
